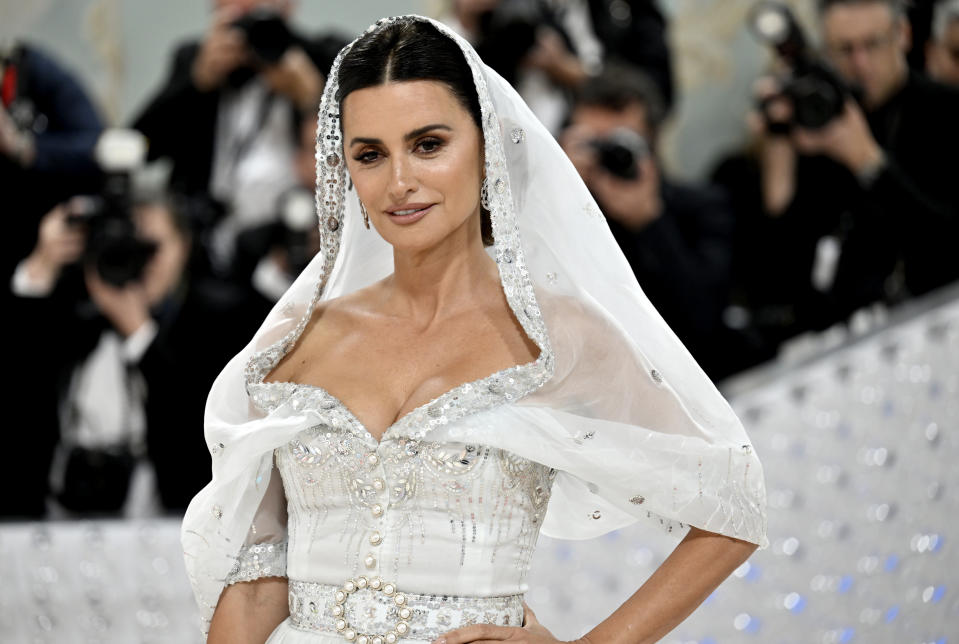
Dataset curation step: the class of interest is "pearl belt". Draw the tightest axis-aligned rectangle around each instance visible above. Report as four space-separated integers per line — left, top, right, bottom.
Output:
287 578 524 643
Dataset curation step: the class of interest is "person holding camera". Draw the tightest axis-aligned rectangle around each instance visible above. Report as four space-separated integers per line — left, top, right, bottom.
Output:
1 41 105 294
560 65 735 378
131 0 344 274
743 0 959 332
442 0 598 134
8 196 264 516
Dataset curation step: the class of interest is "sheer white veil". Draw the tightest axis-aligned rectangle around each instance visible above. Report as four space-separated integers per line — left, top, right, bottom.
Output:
182 15 766 632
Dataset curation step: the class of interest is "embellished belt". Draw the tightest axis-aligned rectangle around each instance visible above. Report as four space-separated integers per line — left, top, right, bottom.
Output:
288 577 524 643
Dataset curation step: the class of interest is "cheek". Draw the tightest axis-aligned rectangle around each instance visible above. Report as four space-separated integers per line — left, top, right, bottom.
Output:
420 148 482 204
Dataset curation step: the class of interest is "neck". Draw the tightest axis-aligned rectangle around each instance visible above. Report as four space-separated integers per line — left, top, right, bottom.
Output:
386 226 498 325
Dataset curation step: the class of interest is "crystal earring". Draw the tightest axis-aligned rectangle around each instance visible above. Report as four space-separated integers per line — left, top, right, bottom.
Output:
480 177 490 210
359 201 370 229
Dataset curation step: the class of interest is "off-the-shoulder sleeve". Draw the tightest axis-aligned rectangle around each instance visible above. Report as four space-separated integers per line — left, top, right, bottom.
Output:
455 292 768 548
225 453 288 585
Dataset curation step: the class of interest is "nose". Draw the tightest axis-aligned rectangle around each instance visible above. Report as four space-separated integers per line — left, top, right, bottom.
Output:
387 155 417 202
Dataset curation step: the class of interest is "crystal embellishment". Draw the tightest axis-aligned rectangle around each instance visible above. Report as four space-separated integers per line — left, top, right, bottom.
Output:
226 542 288 585
330 576 411 643
510 127 525 144
650 369 663 384
287 579 523 641
630 495 646 505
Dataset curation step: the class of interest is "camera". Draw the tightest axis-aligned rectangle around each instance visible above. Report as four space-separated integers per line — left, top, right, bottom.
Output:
475 0 564 84
749 2 855 131
67 129 156 287
232 7 296 64
590 128 650 180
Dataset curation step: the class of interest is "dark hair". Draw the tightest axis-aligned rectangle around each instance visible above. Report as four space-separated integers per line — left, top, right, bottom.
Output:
817 0 907 18
573 64 667 142
337 19 493 245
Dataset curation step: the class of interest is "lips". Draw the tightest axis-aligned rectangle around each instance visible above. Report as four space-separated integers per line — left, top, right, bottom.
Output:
385 203 434 225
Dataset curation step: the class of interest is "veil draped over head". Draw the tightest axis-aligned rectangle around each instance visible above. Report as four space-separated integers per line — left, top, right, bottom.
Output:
182 15 767 631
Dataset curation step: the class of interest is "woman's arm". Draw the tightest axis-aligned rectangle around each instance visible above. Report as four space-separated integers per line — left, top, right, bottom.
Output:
436 526 757 644
208 576 290 644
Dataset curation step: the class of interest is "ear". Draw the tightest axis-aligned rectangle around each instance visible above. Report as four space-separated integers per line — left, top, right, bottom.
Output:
897 14 912 52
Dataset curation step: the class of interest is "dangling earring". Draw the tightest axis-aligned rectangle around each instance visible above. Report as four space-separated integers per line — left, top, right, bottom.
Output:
480 177 490 210
359 201 370 229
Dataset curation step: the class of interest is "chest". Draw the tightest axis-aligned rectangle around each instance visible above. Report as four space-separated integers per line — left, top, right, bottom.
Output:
280 314 534 437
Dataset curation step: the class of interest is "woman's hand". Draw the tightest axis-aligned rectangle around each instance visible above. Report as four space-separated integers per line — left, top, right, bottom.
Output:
433 602 580 644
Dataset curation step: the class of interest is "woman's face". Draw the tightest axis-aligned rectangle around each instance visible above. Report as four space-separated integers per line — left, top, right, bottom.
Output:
341 80 484 254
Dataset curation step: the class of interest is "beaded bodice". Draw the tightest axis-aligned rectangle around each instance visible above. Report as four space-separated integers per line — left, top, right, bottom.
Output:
249 381 556 597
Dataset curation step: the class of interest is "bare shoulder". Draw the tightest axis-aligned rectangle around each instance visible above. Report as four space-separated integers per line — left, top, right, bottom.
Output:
265 283 385 383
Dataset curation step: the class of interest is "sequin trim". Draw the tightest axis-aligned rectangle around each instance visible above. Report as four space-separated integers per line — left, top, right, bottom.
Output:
288 579 522 640
225 542 288 586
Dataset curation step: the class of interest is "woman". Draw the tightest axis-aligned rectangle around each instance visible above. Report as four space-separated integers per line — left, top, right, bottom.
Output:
183 16 767 644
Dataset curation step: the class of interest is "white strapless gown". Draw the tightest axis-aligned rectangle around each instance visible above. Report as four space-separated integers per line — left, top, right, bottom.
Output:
232 381 555 643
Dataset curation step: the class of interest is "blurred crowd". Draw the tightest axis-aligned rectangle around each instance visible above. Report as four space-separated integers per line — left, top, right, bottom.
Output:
2 0 957 520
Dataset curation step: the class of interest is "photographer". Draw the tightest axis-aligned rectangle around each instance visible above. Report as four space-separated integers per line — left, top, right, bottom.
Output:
131 0 343 273
1 41 104 288
927 0 959 87
443 0 598 134
560 65 735 378
746 0 959 330
8 194 263 516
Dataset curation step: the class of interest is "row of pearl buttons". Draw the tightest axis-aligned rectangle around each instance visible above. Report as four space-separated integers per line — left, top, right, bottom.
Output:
366 453 384 570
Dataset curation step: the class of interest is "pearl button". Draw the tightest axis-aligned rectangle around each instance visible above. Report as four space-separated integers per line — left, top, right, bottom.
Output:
356 576 368 588
364 554 377 569
367 453 379 466
371 504 384 517
373 478 385 491
369 577 382 590
370 532 382 546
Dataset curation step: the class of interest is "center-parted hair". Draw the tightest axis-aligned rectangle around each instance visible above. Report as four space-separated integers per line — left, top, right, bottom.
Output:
336 19 493 244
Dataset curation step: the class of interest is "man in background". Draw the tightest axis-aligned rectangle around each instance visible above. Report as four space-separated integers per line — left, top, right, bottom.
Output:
132 0 343 275
561 66 735 379
747 0 959 335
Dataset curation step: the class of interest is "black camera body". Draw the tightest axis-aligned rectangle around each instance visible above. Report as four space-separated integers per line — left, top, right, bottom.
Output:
67 182 157 289
750 2 854 131
590 128 650 180
232 8 296 64
66 130 156 288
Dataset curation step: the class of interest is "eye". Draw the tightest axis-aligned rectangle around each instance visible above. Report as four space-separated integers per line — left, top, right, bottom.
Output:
353 149 381 164
415 137 444 154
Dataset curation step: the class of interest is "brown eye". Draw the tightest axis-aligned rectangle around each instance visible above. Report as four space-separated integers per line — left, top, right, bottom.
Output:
354 149 381 164
416 137 444 154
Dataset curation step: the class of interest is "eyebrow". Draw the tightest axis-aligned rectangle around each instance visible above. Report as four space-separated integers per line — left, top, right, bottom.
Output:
349 124 452 147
